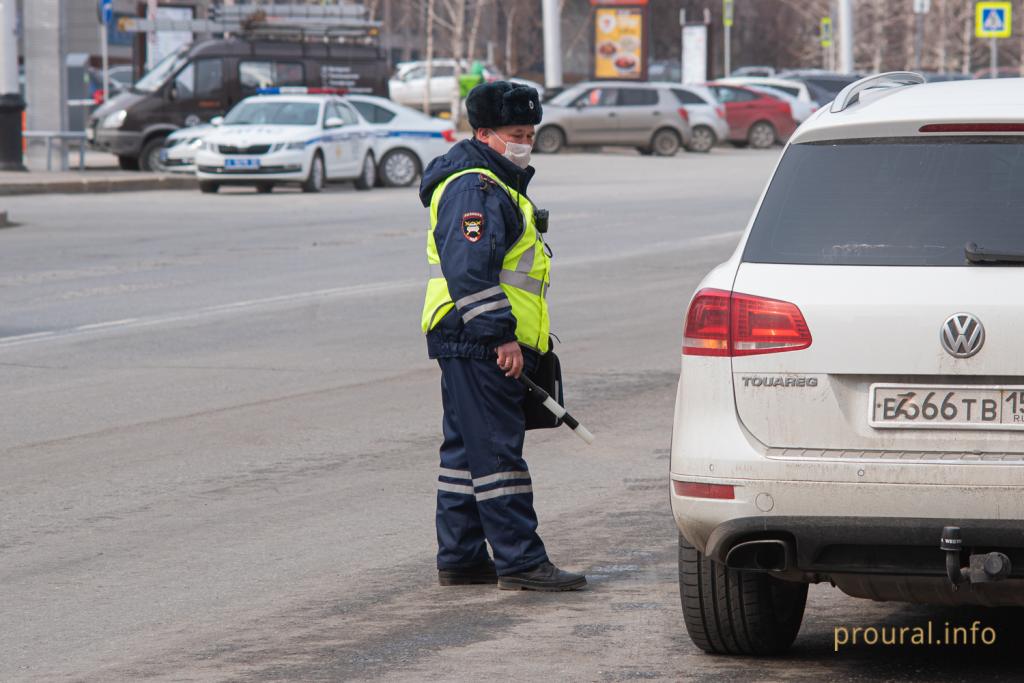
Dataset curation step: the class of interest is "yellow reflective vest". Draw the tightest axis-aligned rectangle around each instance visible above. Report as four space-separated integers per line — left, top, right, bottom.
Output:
421 167 551 354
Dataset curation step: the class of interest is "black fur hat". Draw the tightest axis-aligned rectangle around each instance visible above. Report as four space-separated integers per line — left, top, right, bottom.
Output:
466 81 543 130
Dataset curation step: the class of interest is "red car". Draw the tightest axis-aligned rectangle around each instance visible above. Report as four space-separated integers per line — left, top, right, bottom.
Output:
705 83 797 149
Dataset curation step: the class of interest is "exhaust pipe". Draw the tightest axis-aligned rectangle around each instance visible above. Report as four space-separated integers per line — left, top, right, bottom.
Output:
725 539 795 572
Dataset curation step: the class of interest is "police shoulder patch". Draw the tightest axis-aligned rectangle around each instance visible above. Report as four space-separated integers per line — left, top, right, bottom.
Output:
462 212 484 243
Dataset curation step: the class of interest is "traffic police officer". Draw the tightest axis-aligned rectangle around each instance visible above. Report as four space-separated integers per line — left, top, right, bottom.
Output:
419 81 586 591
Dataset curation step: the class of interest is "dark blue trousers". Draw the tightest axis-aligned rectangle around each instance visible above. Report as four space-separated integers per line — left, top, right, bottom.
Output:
435 355 549 576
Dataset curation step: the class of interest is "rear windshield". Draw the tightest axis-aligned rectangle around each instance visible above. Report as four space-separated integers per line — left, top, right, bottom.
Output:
743 138 1024 266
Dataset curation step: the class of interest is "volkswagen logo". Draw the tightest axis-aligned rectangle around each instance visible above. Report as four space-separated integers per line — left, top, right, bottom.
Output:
941 313 985 359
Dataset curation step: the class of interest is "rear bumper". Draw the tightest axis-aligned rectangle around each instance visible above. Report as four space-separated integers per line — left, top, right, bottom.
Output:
671 478 1024 576
700 513 1024 577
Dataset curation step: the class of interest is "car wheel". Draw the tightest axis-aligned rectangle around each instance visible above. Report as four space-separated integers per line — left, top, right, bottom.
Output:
678 535 807 656
198 181 219 194
747 121 777 150
534 126 565 154
139 136 168 172
651 128 682 156
379 149 419 187
354 153 376 191
686 125 717 153
118 155 139 171
256 183 274 194
301 152 325 193
635 147 653 156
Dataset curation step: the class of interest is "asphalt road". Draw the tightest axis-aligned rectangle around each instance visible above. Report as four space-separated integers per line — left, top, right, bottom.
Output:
2 149 1021 682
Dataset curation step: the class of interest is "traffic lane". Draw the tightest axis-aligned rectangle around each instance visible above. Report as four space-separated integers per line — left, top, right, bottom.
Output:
7 226 1019 682
0 225 736 679
0 148 773 339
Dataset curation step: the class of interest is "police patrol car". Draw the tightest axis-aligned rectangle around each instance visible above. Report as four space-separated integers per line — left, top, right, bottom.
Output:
194 88 376 194
160 123 215 174
345 94 456 187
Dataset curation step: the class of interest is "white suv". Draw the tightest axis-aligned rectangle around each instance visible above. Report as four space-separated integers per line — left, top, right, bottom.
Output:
671 73 1024 655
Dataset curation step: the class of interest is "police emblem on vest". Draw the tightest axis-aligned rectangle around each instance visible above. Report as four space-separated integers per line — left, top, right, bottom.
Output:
462 212 484 243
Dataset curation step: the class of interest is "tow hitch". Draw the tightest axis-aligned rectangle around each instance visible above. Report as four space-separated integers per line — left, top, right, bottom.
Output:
940 526 1012 589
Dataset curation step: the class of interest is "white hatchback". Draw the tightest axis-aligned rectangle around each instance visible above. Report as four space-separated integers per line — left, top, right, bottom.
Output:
195 91 376 194
672 74 1024 655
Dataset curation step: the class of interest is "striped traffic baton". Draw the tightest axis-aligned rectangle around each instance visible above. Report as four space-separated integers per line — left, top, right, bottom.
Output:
519 375 595 445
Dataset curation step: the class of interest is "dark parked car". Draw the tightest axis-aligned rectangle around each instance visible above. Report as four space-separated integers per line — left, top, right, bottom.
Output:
88 37 388 171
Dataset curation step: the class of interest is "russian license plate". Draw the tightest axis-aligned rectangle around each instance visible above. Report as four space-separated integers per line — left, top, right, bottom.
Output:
869 384 1024 430
224 157 260 169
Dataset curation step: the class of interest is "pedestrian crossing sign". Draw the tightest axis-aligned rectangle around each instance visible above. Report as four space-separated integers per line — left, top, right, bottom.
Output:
976 2 1011 39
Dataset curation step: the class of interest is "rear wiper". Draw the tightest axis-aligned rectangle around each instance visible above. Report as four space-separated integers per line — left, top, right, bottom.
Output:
965 242 1024 265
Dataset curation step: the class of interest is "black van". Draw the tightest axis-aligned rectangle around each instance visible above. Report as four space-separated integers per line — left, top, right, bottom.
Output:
87 37 388 171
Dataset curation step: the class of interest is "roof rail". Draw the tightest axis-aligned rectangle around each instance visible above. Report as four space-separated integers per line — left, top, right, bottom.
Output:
830 71 925 113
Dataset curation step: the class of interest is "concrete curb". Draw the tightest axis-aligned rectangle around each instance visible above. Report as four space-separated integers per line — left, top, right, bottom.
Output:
0 175 198 197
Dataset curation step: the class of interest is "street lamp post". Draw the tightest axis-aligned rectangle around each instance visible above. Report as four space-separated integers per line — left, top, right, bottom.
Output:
0 0 26 171
541 0 562 89
838 0 854 74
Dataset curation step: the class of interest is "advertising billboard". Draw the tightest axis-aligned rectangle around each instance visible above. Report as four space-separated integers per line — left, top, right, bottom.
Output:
592 2 647 81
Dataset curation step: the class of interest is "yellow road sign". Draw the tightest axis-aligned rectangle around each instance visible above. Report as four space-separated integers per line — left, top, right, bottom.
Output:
976 1 1012 39
820 17 833 48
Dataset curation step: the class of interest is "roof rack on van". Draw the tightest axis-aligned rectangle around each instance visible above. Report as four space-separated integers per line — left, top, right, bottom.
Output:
118 2 381 43
830 72 924 113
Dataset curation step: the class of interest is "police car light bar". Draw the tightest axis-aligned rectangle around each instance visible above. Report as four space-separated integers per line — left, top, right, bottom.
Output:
256 87 349 95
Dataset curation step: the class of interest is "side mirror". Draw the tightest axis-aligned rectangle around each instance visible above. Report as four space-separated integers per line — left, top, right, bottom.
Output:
325 116 344 128
210 116 224 126
167 86 178 101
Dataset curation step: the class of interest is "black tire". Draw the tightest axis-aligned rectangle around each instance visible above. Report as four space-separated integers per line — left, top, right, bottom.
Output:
353 153 376 191
118 155 139 171
651 128 682 156
747 121 777 150
198 181 219 194
379 148 420 187
534 126 565 154
687 125 717 153
138 136 168 172
678 535 806 656
301 152 325 193
635 147 653 156
256 183 274 194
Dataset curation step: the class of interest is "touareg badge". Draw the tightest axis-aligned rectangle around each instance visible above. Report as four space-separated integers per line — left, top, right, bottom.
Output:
462 212 484 243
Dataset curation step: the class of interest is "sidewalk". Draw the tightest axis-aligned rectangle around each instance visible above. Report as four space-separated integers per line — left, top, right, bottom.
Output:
0 169 197 196
0 149 196 197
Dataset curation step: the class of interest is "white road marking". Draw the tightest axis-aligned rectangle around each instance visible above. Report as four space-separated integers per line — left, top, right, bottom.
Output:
0 230 742 352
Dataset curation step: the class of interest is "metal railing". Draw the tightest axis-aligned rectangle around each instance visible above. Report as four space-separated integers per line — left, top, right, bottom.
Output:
22 131 87 171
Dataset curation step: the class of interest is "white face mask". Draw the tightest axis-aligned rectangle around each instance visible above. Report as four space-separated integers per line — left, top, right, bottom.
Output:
492 131 532 169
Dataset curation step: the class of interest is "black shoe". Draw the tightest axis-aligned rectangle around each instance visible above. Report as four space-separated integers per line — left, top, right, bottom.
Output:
497 561 587 592
438 559 498 586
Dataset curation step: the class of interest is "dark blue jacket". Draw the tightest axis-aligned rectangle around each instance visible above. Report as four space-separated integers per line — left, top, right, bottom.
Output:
419 138 536 360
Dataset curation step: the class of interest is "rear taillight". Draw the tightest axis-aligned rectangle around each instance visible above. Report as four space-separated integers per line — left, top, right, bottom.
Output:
682 288 812 357
677 107 689 123
920 123 1024 133
442 128 456 143
673 481 735 499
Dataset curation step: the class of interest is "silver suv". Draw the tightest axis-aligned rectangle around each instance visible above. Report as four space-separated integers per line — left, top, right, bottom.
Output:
535 81 694 156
